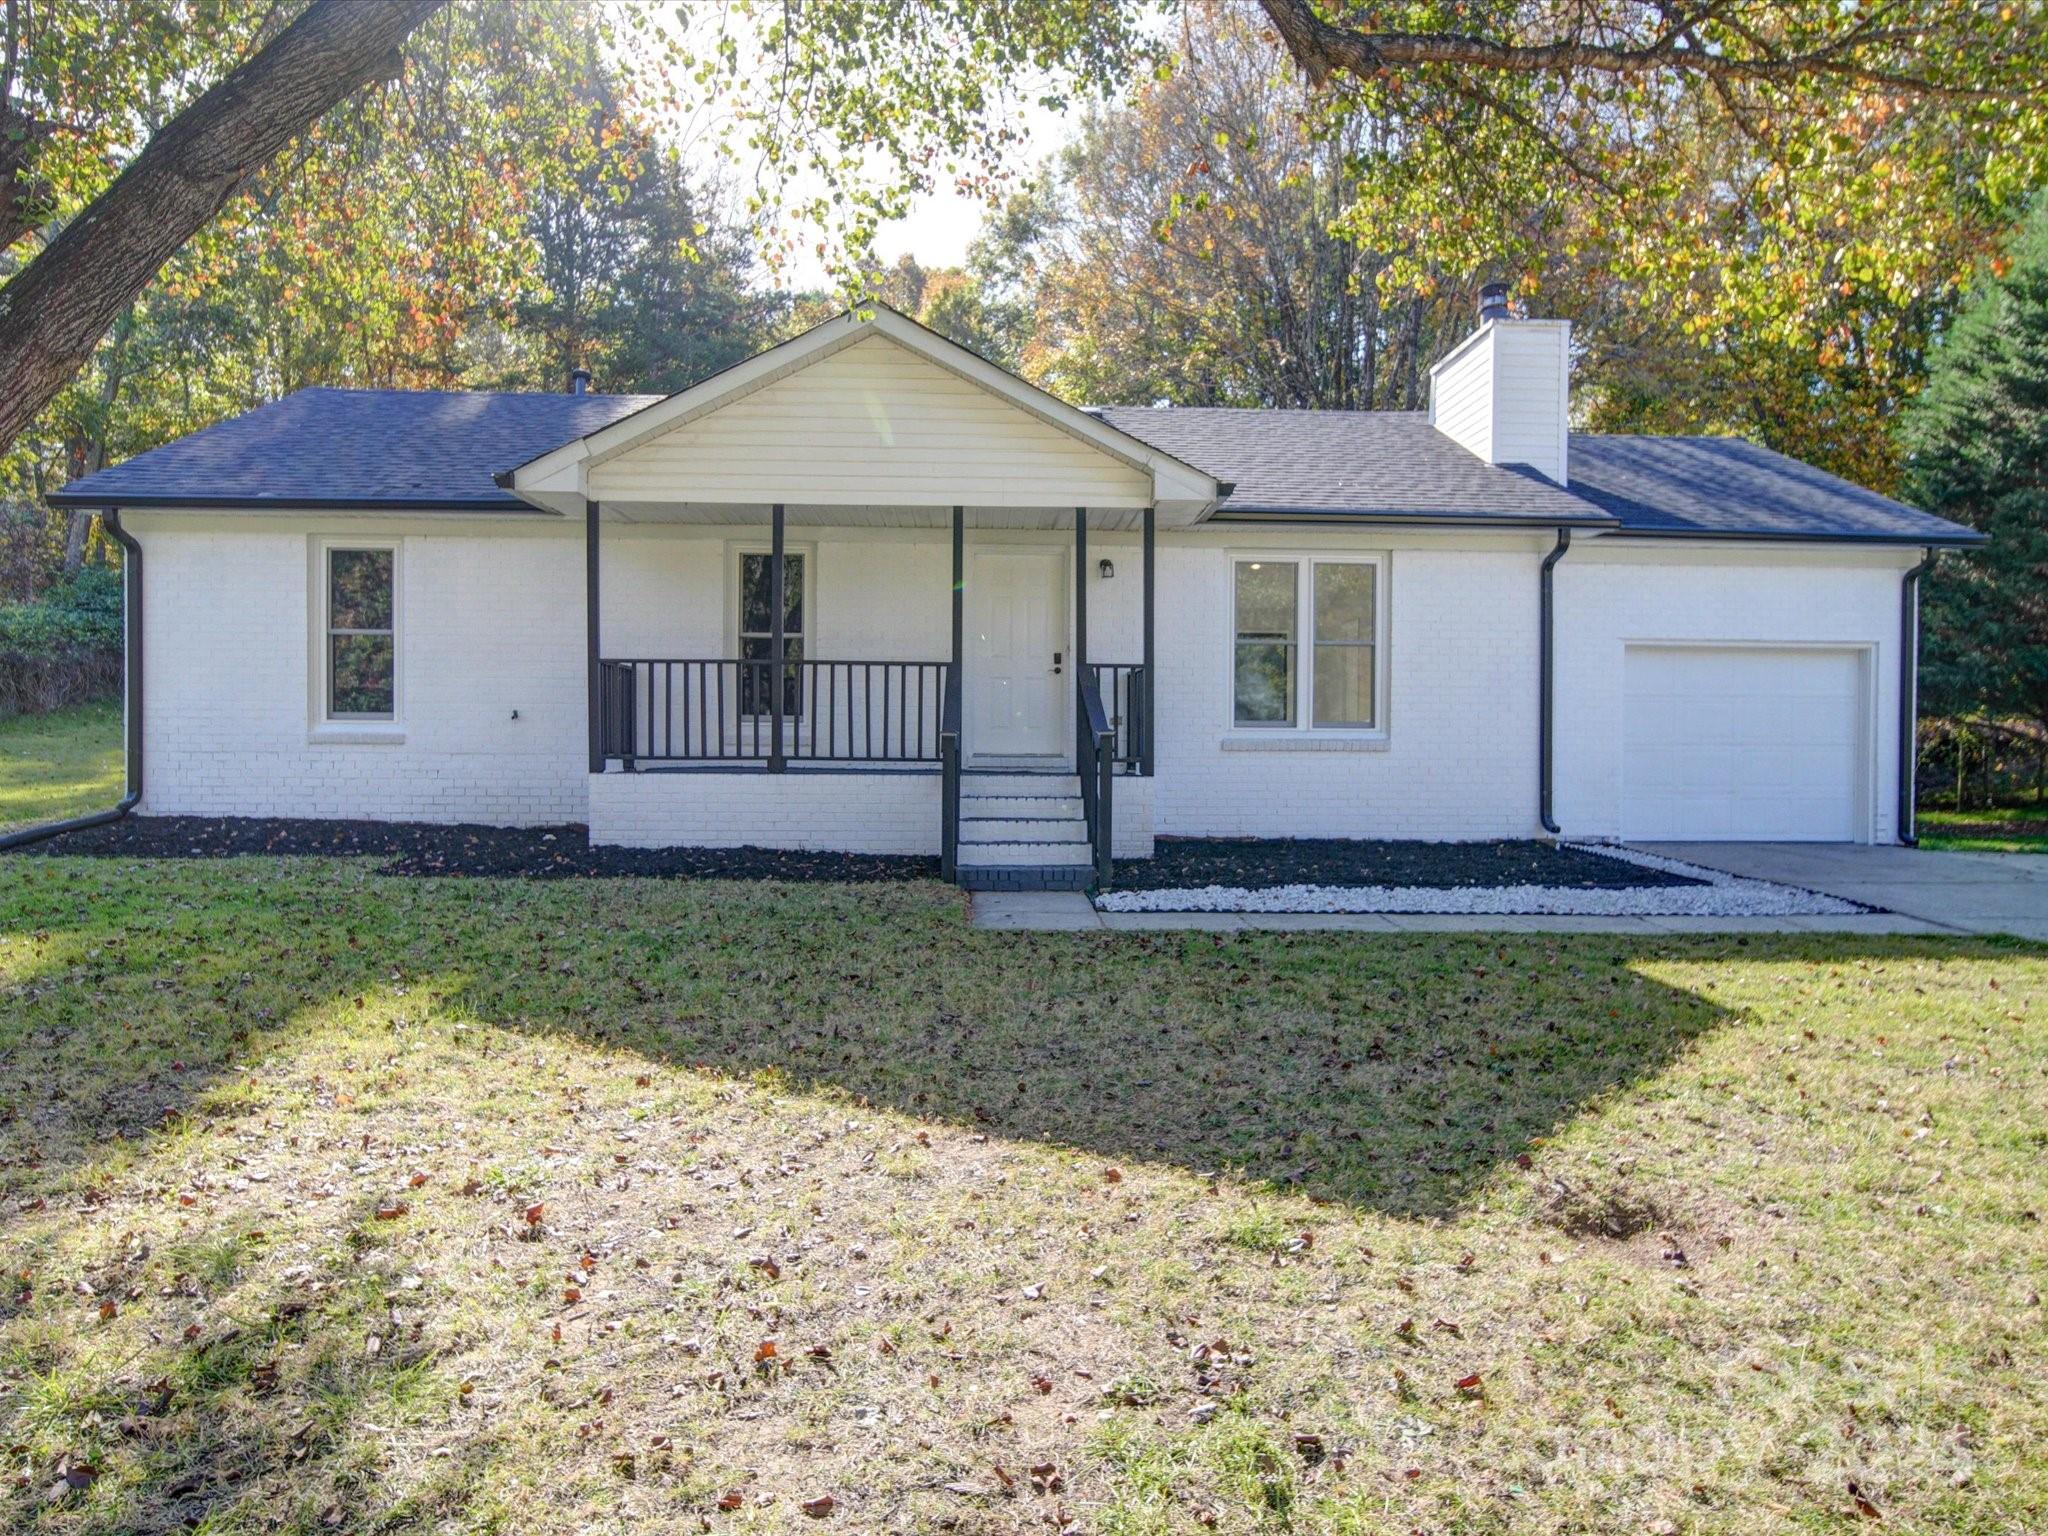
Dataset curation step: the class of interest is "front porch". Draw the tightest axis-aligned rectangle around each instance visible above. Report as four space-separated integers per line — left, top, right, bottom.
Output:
497 304 1219 885
584 504 1160 886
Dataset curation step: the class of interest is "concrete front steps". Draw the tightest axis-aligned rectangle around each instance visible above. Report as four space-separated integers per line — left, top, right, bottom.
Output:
955 770 1097 891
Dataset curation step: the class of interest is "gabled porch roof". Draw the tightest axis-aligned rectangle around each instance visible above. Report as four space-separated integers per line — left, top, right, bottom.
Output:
500 305 1224 530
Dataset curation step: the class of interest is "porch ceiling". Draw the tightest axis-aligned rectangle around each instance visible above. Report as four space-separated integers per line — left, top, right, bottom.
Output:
600 502 1153 531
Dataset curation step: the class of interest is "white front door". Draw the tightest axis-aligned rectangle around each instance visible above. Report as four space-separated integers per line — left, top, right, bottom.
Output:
967 547 1067 760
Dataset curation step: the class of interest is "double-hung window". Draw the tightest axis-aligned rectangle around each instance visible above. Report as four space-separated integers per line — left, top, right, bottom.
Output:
1231 555 1382 731
737 550 805 718
326 546 397 720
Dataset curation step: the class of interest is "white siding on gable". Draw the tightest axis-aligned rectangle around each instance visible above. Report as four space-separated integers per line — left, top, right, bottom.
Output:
588 336 1153 509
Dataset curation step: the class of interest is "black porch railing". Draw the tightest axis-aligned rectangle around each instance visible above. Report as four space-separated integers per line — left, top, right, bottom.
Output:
1090 663 1149 772
600 658 950 766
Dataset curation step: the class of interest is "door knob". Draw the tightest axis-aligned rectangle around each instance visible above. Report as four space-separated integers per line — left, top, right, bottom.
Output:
1053 651 1063 675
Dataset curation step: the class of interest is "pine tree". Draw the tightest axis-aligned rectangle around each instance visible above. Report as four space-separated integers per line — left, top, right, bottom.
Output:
1905 204 2048 737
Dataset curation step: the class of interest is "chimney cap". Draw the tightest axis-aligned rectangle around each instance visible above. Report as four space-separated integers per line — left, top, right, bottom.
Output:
1477 281 1513 323
567 366 593 395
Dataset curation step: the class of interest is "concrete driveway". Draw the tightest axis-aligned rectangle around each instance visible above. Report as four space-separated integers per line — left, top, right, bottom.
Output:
1637 843 2048 940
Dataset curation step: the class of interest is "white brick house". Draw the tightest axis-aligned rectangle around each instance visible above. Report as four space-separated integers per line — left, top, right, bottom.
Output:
50 296 1980 887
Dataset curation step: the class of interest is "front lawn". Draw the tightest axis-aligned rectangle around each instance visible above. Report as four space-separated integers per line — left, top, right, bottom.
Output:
0 700 121 833
1 858 2043 1534
1918 806 2048 854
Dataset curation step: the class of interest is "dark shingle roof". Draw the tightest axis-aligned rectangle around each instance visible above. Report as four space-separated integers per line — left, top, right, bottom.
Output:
1564 434 1981 544
1093 407 1609 525
54 385 1983 546
50 387 657 510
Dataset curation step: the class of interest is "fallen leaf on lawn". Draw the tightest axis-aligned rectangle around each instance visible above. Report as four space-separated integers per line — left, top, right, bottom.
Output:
1848 1480 1883 1519
799 1494 834 1517
755 1340 778 1362
1455 1373 1484 1393
718 1491 743 1511
375 1203 407 1221
524 1202 544 1225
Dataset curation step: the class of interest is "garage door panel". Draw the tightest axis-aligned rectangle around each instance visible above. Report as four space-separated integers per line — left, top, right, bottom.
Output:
1621 646 1866 842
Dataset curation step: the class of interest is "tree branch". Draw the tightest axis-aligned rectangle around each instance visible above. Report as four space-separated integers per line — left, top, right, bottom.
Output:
1254 0 2025 101
0 0 446 456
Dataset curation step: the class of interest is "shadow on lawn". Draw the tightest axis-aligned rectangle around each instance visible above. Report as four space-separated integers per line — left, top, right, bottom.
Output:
4 858 2005 1222
2 863 2015 1530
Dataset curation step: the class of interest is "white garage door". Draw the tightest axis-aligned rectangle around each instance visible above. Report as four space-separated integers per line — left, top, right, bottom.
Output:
1621 646 1867 841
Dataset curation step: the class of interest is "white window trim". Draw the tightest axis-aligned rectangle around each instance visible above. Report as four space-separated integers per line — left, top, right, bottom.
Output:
309 536 405 744
1223 549 1389 742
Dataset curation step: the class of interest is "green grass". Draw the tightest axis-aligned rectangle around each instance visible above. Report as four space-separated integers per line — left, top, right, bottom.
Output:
0 700 121 832
1918 805 2048 854
1 856 2044 1534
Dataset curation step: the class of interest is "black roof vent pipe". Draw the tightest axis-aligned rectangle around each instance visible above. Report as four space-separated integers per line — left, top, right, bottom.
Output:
1478 281 1512 323
568 366 592 395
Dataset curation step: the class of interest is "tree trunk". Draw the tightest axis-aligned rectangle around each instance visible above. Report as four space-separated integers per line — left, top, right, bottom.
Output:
0 0 445 457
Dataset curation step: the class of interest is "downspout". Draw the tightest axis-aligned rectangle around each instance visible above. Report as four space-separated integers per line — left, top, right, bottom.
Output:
1897 547 1936 847
0 508 143 850
1538 528 1571 836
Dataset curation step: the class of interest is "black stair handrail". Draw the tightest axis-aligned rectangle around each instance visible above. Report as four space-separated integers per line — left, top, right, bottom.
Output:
939 666 962 882
1077 666 1115 886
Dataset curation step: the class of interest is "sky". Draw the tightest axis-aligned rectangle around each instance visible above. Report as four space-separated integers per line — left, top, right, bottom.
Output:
622 1 1084 292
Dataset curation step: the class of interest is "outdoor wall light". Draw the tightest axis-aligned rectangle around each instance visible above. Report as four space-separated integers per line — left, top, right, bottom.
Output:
1098 558 1115 580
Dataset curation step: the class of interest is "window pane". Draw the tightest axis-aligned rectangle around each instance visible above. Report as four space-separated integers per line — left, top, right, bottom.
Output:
1234 641 1295 724
330 634 394 716
1313 643 1375 727
781 553 804 632
1313 563 1374 643
738 636 802 715
1234 561 1296 639
329 549 392 630
741 553 804 636
740 554 772 633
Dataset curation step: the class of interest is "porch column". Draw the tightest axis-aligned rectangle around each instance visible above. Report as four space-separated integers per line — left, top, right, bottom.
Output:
950 504 964 690
1142 505 1156 777
586 498 602 773
769 501 786 772
1073 506 1087 774
1074 505 1088 668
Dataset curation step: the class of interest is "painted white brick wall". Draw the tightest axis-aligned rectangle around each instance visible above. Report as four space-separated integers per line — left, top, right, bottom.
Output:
589 768 940 852
1150 536 1545 840
129 513 1914 849
1553 545 1916 844
132 514 589 824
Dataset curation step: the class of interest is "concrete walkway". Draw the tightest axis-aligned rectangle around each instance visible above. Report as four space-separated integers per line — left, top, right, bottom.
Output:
1638 842 2048 941
970 844 2048 939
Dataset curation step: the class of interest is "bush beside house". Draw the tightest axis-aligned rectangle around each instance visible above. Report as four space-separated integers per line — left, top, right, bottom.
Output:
0 567 122 718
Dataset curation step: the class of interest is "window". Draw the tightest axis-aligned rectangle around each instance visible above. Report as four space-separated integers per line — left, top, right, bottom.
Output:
1231 555 1382 731
1233 560 1297 725
738 550 804 716
1312 562 1375 727
326 547 395 719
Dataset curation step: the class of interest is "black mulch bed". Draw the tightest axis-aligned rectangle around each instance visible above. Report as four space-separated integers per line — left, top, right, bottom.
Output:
1112 837 1705 892
12 815 939 882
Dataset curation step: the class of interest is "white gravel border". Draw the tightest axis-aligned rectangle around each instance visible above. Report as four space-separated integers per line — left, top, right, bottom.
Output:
1094 843 1868 916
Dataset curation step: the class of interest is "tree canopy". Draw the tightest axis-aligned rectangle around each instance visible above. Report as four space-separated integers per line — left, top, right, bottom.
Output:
1907 199 2048 734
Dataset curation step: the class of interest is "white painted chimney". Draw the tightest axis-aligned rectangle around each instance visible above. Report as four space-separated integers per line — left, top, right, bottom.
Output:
1428 283 1572 485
